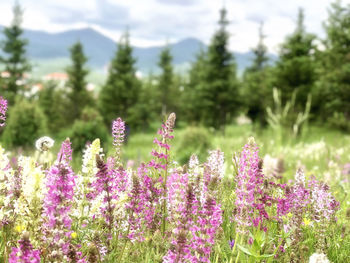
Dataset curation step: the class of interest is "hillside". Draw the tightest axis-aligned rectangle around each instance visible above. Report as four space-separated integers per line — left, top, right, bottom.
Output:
0 26 276 75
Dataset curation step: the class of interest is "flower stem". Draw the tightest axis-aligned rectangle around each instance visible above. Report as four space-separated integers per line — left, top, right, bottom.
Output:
229 232 240 263
161 147 168 236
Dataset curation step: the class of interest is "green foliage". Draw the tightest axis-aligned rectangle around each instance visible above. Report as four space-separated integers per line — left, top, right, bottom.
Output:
202 8 240 129
68 107 109 154
99 31 141 129
38 81 70 133
247 23 269 73
243 23 273 126
266 88 311 142
2 98 47 148
176 126 211 164
0 2 31 105
183 49 208 124
328 112 350 131
157 45 178 115
66 41 93 123
274 8 316 109
315 1 350 124
127 74 160 130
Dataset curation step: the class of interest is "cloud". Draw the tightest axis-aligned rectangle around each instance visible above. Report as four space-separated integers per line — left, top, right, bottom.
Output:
48 0 130 30
155 0 197 6
0 0 349 52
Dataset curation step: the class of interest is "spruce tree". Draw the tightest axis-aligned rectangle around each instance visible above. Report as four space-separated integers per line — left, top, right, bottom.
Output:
316 1 350 123
99 32 140 128
247 23 269 73
38 81 69 133
203 7 239 130
0 2 31 105
243 23 273 125
158 45 174 115
128 73 159 130
183 49 208 123
275 8 316 108
66 41 92 123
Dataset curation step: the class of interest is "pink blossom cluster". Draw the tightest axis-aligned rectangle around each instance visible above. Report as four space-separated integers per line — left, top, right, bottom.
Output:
163 171 198 262
90 155 128 232
277 170 310 221
9 235 40 263
92 156 117 228
0 96 7 127
164 152 223 263
276 170 339 227
126 164 163 241
42 140 85 262
149 113 176 171
234 142 267 233
57 138 73 164
308 178 339 222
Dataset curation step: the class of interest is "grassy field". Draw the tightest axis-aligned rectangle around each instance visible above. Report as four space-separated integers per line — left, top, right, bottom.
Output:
1 121 350 262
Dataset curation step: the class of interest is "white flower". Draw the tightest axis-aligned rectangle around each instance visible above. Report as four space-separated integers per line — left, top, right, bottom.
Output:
35 136 54 152
309 252 330 263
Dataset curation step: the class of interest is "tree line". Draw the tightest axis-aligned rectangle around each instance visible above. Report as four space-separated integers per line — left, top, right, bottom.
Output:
1 1 350 149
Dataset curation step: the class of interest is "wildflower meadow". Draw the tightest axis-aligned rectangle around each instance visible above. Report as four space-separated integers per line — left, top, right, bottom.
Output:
0 95 349 263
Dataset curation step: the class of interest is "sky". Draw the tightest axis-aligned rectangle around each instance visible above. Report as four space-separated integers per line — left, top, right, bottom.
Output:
0 0 349 53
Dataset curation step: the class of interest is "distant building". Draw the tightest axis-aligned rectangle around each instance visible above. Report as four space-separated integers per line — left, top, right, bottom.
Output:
1 71 30 80
42 72 68 88
43 72 68 82
1 71 10 78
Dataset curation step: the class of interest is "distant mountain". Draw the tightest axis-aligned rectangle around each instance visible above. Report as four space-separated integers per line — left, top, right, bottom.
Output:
0 26 276 75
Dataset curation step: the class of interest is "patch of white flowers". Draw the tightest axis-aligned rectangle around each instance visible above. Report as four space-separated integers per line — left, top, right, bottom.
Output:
309 252 330 263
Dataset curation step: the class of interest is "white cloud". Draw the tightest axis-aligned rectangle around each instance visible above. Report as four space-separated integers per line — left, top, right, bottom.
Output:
0 0 350 52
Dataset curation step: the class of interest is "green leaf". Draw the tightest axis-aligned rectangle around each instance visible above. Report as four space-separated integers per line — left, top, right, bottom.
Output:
237 244 274 259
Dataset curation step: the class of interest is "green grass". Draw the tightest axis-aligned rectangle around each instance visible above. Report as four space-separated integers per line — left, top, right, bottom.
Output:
2 123 350 262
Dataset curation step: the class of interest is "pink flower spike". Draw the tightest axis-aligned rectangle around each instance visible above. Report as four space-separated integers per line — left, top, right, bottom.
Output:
0 96 8 127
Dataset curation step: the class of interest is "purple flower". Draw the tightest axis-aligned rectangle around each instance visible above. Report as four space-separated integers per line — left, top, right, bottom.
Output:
126 164 163 241
148 113 176 171
42 140 85 261
0 96 7 127
9 234 40 263
57 138 73 164
229 239 235 249
164 160 222 263
234 142 266 233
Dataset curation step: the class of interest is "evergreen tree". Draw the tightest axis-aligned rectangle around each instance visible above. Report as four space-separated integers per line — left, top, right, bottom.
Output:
99 32 140 128
247 23 269 73
183 48 208 124
128 73 159 130
316 1 350 123
0 2 31 105
203 7 239 130
38 81 69 133
275 8 316 108
243 23 273 125
158 45 174 115
66 41 92 123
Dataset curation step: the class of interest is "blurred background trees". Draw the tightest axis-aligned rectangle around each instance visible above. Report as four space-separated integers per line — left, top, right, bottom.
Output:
66 41 93 124
2 1 350 152
0 2 31 106
98 32 141 129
